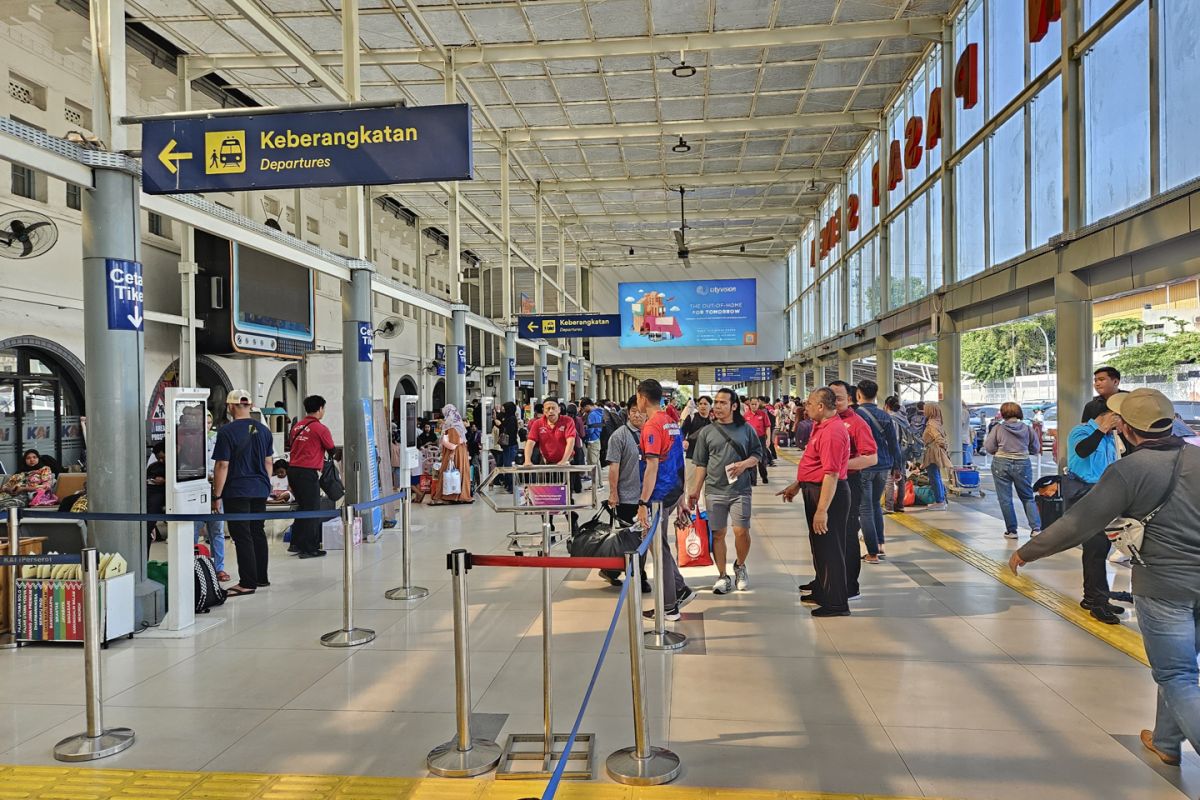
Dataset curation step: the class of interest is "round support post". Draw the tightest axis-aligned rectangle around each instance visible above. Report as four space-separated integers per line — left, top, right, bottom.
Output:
385 490 428 600
427 549 502 777
320 505 376 647
1 508 18 650
54 548 135 762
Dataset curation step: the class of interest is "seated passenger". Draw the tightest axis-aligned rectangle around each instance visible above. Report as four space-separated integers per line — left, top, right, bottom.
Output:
269 459 293 503
0 449 57 509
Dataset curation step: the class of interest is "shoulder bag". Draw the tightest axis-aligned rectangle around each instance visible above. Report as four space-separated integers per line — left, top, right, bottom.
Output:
1104 447 1186 566
292 419 344 501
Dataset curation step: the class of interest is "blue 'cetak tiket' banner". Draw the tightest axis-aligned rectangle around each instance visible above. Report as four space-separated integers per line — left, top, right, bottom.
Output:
141 103 473 194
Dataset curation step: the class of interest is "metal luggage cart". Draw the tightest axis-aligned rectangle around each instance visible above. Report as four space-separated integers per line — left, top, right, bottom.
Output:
476 464 600 780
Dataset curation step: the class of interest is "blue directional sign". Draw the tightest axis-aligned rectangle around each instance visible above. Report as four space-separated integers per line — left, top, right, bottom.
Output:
456 345 466 375
518 313 621 340
568 361 580 383
507 357 516 381
141 104 473 195
357 322 373 362
540 366 549 385
105 259 144 331
714 367 774 382
434 343 446 377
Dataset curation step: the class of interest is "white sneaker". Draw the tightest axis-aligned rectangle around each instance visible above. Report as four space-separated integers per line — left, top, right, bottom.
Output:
1109 550 1132 565
712 575 733 595
733 562 749 591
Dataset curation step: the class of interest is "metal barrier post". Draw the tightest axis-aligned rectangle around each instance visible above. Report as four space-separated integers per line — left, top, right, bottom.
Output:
644 504 685 651
607 550 680 785
53 548 135 762
320 505 376 647
427 549 501 777
540 511 554 760
1 508 18 650
385 489 428 600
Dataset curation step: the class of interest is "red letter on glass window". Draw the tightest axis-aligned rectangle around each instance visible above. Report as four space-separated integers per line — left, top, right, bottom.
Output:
888 139 903 190
927 88 943 150
847 194 860 232
819 222 830 259
1029 0 1062 44
904 117 924 170
831 210 841 248
955 44 979 110
871 161 881 207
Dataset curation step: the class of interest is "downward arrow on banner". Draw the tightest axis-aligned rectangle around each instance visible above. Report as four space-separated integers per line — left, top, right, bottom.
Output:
127 309 143 329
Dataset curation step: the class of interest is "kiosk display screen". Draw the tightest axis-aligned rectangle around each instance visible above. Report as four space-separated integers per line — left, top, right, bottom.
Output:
405 401 418 447
174 399 208 483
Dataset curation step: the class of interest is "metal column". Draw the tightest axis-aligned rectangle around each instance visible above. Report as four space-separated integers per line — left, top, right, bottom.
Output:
875 338 895 398
559 353 571 402
1055 272 1092 471
343 265 374 507
445 54 461 303
837 350 853 382
535 344 548 400
501 328 517 404
449 304 468 410
501 134 513 323
937 329 964 467
587 362 597 401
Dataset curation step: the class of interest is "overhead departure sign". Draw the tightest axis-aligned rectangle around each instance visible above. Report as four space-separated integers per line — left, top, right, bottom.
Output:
141 103 473 195
714 367 774 382
518 313 621 340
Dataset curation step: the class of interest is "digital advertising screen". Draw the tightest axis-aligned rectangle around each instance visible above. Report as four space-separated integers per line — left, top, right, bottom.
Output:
617 278 757 349
173 399 208 483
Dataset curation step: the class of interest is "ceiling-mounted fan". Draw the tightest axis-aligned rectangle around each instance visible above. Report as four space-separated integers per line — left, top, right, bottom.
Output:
668 187 774 268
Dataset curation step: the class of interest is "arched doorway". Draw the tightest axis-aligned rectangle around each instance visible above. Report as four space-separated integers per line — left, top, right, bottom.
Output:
431 378 445 413
147 358 233 442
266 365 300 417
392 374 418 423
0 337 86 472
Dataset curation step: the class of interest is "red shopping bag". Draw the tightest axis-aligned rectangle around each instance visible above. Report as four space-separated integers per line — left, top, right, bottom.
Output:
903 481 917 507
676 513 713 568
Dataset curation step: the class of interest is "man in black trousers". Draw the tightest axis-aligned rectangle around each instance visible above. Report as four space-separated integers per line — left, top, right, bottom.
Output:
778 388 853 617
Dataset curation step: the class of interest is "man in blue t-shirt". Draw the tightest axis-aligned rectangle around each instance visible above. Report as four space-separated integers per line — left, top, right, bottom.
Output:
582 397 605 488
212 389 274 596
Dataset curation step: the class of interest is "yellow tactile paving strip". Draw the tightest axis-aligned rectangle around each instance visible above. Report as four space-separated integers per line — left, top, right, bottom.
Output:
774 449 1148 667
0 766 935 800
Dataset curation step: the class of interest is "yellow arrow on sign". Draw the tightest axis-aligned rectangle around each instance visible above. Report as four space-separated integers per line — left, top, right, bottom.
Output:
158 139 192 174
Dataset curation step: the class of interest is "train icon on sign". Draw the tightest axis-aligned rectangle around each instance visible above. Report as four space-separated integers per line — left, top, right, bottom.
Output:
204 130 247 175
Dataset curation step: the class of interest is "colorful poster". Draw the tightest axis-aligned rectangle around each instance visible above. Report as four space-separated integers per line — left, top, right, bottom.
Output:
618 278 757 349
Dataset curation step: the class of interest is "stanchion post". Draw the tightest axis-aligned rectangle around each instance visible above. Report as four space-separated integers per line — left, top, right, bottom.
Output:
320 505 376 647
606 550 680 785
644 504 685 651
1 508 18 649
385 488 428 600
53 548 135 762
427 548 501 777
540 510 554 761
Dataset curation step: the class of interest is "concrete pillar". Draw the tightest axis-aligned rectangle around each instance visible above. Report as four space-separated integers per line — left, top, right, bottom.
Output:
587 362 597 401
875 338 895 398
1055 272 1093 471
937 330 964 467
837 350 853 382
83 164 160 623
501 328 517 404
449 304 468 410
343 265 374 507
559 353 571 401
535 343 548 399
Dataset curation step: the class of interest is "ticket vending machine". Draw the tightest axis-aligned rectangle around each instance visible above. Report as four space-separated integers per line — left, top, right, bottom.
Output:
158 387 222 635
478 396 495 488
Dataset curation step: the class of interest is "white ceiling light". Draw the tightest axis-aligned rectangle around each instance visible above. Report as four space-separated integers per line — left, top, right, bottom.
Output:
672 135 691 154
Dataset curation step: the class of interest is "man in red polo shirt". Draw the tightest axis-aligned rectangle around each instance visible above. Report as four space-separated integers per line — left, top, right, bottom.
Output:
829 380 878 600
525 398 576 466
745 397 772 485
288 394 336 558
778 387 852 616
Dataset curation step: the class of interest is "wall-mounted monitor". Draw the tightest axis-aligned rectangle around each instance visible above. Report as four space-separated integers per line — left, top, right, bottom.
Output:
617 278 757 349
194 230 315 359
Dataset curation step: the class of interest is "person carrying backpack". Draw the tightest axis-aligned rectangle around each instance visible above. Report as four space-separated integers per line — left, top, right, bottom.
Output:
883 396 914 513
855 380 902 563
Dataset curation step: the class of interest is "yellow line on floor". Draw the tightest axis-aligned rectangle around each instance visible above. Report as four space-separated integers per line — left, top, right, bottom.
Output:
0 765 938 800
773 448 1148 668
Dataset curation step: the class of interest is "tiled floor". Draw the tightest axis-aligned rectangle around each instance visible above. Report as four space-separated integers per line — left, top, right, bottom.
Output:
0 456 1194 799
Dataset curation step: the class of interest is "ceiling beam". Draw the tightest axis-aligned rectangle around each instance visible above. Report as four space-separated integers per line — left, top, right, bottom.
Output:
483 111 877 144
458 169 843 193
561 208 812 224
186 17 944 71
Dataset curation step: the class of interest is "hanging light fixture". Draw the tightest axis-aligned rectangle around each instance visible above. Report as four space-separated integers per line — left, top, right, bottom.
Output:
672 135 691 154
629 247 635 256
672 49 697 78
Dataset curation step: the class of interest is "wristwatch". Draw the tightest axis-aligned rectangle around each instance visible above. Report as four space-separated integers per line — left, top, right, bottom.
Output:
638 499 650 507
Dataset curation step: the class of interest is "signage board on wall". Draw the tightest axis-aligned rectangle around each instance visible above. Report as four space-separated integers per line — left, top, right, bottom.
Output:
618 279 757 349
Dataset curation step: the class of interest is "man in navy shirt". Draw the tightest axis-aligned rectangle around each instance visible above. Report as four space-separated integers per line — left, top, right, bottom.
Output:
212 389 274 596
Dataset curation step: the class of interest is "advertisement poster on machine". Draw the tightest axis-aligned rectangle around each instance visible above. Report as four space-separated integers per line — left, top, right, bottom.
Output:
617 278 757 349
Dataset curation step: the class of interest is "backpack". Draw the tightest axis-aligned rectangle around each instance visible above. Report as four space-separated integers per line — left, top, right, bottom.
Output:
194 553 227 613
597 409 623 464
893 414 924 464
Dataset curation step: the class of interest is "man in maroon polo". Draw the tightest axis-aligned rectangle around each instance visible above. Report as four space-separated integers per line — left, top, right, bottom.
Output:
288 395 336 559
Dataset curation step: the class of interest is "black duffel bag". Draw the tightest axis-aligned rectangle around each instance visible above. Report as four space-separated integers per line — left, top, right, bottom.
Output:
568 506 642 560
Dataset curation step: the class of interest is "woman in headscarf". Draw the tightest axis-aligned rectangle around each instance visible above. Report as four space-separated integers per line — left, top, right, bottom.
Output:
431 403 473 504
0 449 56 509
921 401 953 510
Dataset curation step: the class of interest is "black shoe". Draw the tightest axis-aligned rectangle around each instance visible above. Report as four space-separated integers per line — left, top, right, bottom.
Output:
257 581 270 587
298 550 327 559
643 606 681 622
287 546 299 553
1081 598 1126 615
799 581 815 592
675 586 697 609
800 594 820 605
811 606 851 617
1108 590 1134 603
1089 605 1121 625
641 580 653 595
598 570 623 587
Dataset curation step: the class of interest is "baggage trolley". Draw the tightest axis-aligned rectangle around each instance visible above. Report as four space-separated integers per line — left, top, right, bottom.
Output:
949 465 985 498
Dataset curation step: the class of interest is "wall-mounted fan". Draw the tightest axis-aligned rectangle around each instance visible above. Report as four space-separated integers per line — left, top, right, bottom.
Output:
374 316 404 339
0 211 58 259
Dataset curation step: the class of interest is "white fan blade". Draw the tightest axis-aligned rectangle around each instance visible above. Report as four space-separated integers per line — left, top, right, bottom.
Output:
688 235 777 254
702 251 772 259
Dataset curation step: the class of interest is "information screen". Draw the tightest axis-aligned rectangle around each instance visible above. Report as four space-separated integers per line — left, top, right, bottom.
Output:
173 399 208 483
234 245 315 341
404 400 418 447
618 278 757 349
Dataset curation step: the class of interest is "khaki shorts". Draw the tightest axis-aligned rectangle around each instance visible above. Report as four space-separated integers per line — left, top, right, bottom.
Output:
707 494 752 531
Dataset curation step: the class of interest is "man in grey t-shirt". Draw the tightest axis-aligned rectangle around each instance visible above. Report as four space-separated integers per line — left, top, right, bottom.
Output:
598 398 649 588
687 388 763 594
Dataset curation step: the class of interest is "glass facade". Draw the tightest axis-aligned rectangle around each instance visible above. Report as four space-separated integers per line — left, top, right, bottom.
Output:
788 0 1200 356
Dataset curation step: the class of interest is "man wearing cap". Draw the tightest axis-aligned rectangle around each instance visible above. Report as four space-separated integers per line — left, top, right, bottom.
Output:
1010 389 1200 769
212 389 275 596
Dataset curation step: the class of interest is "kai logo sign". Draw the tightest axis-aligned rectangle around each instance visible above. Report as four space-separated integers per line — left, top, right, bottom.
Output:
204 131 246 175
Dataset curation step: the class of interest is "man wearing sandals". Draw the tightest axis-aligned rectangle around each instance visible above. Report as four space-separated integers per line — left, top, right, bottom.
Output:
212 389 274 597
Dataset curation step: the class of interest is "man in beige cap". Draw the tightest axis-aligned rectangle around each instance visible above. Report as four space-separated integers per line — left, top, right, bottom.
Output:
212 389 274 596
1010 388 1200 769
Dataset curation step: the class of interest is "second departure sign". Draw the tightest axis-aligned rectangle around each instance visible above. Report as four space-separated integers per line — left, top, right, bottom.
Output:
141 103 473 194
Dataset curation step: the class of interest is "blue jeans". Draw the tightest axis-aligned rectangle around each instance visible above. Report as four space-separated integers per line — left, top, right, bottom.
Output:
926 465 947 503
991 457 1040 533
499 444 518 489
194 503 225 573
1135 594 1200 760
962 443 973 466
859 469 888 555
